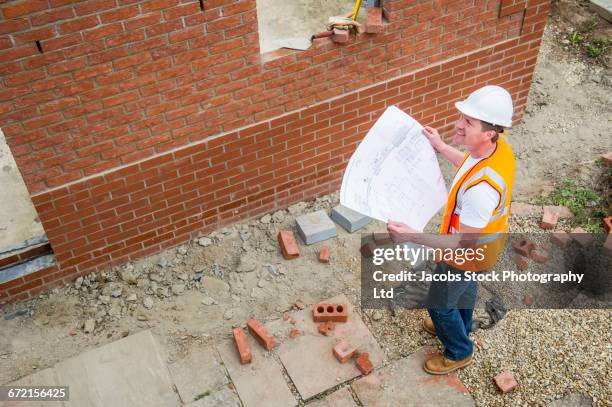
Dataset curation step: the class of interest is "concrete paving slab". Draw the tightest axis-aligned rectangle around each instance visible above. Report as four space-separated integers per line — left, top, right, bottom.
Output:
296 210 337 245
53 330 179 407
217 336 296 407
2 368 64 407
185 387 242 407
306 387 358 407
168 344 229 405
589 0 612 22
268 294 383 401
351 347 475 407
331 205 371 233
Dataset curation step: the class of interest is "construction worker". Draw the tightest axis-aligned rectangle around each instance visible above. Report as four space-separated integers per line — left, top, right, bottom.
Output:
387 85 515 375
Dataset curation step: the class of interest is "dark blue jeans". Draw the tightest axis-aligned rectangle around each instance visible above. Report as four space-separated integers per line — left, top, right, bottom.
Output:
426 261 477 361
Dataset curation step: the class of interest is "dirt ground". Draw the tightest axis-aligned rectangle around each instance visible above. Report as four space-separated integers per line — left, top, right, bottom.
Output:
1 1 611 406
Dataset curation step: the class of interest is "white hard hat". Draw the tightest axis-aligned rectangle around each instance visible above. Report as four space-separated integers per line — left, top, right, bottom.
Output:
455 85 514 128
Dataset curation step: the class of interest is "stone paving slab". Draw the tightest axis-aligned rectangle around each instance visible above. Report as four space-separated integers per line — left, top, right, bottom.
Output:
267 294 383 401
217 335 296 407
331 205 371 233
185 387 242 407
590 0 612 22
2 368 63 407
306 387 359 407
54 330 179 407
168 344 228 405
351 347 475 407
296 210 337 245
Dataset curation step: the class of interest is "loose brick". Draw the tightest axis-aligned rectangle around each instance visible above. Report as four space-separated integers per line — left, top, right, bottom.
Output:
360 239 377 258
494 370 518 393
318 320 335 336
540 206 559 230
530 249 548 264
312 303 348 322
232 327 252 364
514 254 528 271
289 327 300 338
332 28 350 44
570 227 594 248
373 232 393 246
513 238 535 257
333 340 357 363
601 152 612 167
319 247 330 263
355 352 373 375
365 7 383 34
603 216 612 234
278 230 299 260
246 319 276 350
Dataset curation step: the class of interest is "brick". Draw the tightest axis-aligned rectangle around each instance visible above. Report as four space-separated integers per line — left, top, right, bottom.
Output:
570 227 594 248
530 248 548 264
312 303 347 323
232 327 252 364
332 28 350 44
318 321 334 336
601 152 612 167
333 340 357 363
289 327 300 338
2 0 49 19
277 230 299 260
550 232 571 249
365 7 383 34
319 247 330 263
246 319 276 350
355 352 373 375
59 16 99 34
296 210 337 245
494 370 518 393
513 238 535 257
360 239 377 258
331 205 371 232
603 217 612 234
539 206 559 230
514 254 527 271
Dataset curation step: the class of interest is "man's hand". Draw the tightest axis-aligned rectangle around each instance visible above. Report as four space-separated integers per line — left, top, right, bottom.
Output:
422 126 445 152
387 221 418 243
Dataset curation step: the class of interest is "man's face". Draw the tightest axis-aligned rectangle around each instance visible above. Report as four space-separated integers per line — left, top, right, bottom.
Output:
453 113 491 149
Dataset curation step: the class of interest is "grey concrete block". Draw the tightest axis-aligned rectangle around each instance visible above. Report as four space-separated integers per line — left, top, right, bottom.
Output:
590 0 612 22
331 205 371 233
296 210 337 245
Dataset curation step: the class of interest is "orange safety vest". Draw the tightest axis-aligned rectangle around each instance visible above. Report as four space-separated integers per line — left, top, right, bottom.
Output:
439 133 515 271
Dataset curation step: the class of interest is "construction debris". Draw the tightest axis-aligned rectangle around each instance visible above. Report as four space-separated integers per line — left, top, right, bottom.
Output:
232 327 252 364
247 319 276 350
333 340 357 363
277 230 300 260
319 247 331 263
494 370 518 393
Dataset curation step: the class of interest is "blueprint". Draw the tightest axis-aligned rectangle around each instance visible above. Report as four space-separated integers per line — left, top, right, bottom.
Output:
340 106 448 231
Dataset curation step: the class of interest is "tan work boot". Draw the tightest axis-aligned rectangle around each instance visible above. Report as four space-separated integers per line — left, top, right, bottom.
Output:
423 317 436 336
423 352 473 375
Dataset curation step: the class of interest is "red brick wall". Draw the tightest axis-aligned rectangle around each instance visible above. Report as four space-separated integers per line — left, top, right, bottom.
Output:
0 0 549 303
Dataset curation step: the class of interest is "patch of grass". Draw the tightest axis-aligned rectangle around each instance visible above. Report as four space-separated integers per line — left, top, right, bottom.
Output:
194 390 211 401
568 31 583 46
540 181 599 217
585 39 610 58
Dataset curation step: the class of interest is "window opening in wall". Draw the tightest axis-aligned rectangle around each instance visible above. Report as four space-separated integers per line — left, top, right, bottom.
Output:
255 0 366 54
